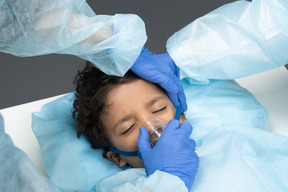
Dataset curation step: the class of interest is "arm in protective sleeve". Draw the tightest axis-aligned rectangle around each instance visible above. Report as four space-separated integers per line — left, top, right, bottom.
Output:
0 0 147 76
0 113 62 192
96 169 188 192
167 0 288 83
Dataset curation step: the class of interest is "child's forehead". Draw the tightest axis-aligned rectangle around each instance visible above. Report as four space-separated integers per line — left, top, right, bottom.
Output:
107 79 164 100
102 79 168 113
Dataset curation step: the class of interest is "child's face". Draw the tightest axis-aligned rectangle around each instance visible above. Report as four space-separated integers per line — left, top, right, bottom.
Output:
100 79 176 168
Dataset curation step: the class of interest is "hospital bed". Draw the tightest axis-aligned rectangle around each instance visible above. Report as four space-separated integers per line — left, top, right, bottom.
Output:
1 66 288 176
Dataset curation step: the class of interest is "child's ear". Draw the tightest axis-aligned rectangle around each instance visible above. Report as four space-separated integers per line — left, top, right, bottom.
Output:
180 112 187 123
106 151 127 167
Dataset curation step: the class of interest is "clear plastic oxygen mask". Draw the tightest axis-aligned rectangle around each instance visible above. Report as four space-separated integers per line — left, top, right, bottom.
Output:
142 106 182 147
141 117 168 147
109 106 181 156
109 117 168 157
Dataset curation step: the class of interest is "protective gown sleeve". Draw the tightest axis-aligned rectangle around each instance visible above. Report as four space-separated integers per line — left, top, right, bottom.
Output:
0 113 62 192
0 0 147 76
96 169 188 192
167 0 288 83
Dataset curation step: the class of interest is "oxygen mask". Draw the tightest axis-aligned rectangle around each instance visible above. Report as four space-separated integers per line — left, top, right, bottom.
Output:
141 117 168 147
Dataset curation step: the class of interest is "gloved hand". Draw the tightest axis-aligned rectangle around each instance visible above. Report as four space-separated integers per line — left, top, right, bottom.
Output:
130 48 187 112
137 120 199 190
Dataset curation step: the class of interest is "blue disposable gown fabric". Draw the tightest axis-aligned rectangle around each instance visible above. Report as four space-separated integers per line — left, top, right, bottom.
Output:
0 114 61 192
0 0 146 76
1 0 288 191
182 79 288 192
167 0 288 83
1 0 288 79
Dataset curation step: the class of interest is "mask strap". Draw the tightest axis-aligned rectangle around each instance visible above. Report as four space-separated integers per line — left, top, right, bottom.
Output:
109 105 182 157
174 105 181 120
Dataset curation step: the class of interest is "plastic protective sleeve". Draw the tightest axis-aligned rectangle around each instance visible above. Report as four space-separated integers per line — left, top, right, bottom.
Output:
0 0 147 76
167 0 288 84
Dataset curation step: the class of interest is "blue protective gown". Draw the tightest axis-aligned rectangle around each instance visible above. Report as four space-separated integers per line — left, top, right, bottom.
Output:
1 0 288 191
0 0 146 76
1 0 287 78
167 0 288 83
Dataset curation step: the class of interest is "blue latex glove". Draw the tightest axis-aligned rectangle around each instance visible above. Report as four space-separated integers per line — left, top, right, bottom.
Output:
137 120 199 190
130 48 187 112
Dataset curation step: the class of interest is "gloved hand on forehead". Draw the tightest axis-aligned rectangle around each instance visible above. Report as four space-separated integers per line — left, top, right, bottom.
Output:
137 120 199 190
130 48 187 112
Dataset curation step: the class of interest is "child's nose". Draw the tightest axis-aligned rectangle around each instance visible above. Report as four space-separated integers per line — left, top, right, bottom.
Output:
138 115 153 128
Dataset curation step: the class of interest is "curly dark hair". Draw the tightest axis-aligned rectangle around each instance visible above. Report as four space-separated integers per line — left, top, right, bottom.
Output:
72 62 140 150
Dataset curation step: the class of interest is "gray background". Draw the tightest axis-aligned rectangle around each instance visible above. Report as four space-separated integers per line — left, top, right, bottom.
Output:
0 0 286 109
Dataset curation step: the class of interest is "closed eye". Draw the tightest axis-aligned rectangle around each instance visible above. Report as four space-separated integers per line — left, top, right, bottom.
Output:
152 106 167 114
122 123 135 135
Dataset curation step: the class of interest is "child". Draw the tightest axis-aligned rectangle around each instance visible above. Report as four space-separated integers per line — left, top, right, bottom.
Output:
72 62 188 168
72 61 288 191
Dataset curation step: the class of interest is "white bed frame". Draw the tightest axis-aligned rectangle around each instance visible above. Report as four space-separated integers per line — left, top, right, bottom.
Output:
1 67 287 176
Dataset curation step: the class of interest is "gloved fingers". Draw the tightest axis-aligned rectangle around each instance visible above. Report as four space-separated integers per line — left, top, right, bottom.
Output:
170 74 187 111
130 48 153 73
146 69 179 93
167 92 180 109
131 47 181 94
157 52 173 65
179 122 193 136
137 127 152 153
187 138 197 150
140 47 155 56
132 65 179 94
135 47 154 62
178 91 188 112
174 77 188 112
158 52 178 75
164 120 181 133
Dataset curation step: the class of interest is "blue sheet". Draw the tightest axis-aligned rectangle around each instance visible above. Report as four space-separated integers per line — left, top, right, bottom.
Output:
30 79 288 192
